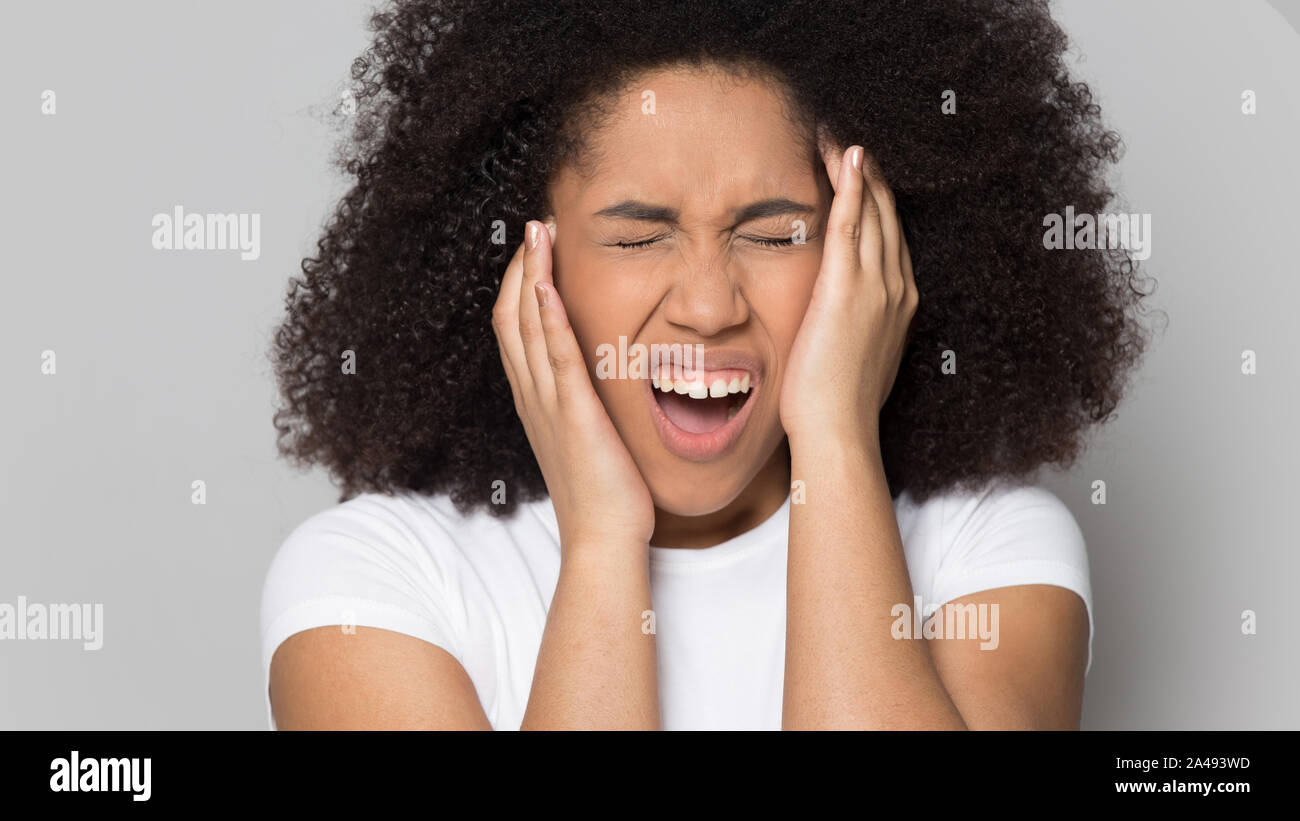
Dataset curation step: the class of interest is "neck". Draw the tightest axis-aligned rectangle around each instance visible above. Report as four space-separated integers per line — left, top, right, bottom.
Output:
650 440 791 549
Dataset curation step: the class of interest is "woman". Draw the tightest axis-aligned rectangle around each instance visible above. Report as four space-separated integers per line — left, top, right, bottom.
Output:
262 0 1149 729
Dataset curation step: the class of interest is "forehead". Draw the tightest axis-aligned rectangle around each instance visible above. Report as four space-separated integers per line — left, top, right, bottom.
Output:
552 65 819 215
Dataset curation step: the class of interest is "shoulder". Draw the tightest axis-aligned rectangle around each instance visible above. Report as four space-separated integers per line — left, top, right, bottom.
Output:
263 492 456 604
260 491 556 675
264 492 553 587
955 484 1087 575
898 483 1086 572
897 483 1093 669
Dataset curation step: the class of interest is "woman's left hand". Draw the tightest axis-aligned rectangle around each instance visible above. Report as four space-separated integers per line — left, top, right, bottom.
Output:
778 138 917 446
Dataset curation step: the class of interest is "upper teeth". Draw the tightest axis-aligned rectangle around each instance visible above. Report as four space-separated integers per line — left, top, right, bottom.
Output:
652 373 751 396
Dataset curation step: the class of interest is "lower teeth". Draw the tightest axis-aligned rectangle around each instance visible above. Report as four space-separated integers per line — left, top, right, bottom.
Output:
727 404 740 420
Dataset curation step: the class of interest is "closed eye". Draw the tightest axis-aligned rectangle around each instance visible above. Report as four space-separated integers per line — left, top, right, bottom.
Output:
612 235 797 249
613 236 667 249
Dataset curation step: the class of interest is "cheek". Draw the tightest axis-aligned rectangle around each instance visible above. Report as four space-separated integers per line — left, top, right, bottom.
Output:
553 261 609 356
554 261 645 407
556 254 663 352
746 261 819 355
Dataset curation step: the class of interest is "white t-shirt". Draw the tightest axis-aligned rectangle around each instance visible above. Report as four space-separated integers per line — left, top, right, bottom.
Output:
260 483 1093 730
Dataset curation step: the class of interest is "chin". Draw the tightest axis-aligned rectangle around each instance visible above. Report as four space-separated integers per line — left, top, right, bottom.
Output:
643 469 753 517
633 422 785 518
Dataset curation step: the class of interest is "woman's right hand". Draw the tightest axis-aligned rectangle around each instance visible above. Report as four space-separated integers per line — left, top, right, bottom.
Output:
492 219 656 550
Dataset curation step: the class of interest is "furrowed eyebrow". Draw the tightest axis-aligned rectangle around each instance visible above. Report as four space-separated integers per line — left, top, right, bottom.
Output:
593 197 816 225
593 200 678 222
732 198 816 223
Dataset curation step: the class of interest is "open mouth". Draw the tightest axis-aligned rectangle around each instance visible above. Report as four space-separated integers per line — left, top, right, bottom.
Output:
646 359 761 461
651 370 752 434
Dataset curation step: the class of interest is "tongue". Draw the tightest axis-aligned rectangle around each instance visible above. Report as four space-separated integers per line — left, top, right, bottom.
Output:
658 391 732 434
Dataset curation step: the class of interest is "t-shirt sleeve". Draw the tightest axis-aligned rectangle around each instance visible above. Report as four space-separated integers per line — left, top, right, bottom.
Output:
259 496 464 729
929 484 1094 675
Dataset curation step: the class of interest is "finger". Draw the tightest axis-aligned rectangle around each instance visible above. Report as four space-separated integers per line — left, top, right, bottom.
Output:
854 149 885 285
533 278 592 408
862 155 902 298
492 239 533 397
494 331 525 413
900 227 918 312
823 144 867 281
900 223 915 283
517 219 557 404
816 124 845 196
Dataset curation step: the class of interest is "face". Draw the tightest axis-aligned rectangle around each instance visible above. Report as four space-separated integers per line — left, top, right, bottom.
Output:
546 63 832 531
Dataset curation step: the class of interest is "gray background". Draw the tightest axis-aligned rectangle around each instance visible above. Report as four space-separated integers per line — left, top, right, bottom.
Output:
0 0 1295 729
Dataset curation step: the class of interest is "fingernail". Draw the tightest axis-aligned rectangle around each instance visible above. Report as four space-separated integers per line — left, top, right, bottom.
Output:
534 281 549 307
544 219 556 244
527 221 540 250
851 146 863 170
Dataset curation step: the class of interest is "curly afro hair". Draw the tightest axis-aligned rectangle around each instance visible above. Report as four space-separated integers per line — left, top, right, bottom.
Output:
272 0 1152 515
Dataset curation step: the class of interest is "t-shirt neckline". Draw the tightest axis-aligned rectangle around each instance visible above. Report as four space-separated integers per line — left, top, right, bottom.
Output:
647 493 790 566
530 492 791 567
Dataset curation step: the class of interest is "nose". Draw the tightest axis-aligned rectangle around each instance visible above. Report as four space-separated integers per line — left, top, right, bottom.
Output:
660 249 751 338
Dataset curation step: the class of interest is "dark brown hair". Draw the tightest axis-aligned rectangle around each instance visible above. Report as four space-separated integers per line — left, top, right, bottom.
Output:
272 0 1153 513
